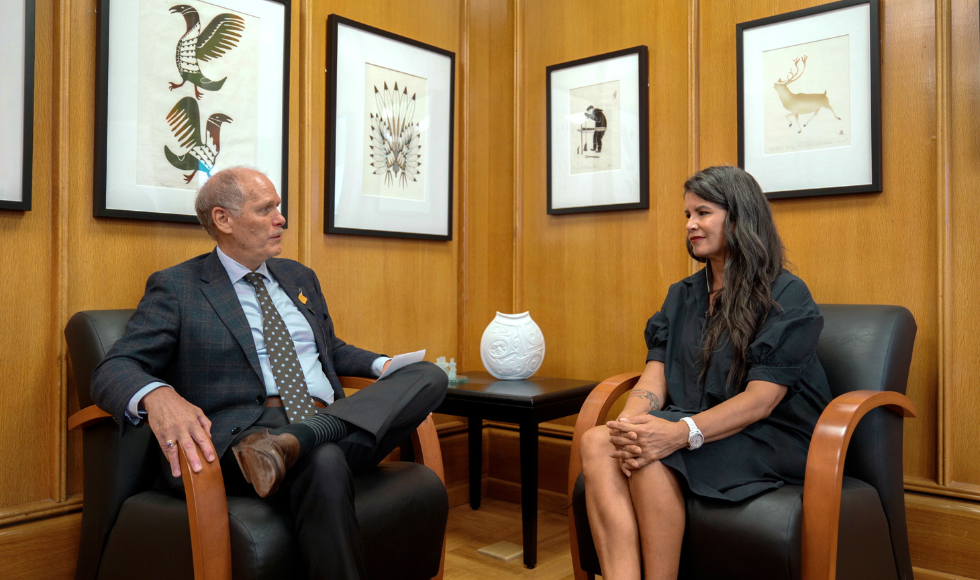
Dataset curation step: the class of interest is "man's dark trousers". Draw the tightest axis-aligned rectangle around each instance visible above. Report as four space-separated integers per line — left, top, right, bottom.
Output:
219 361 448 579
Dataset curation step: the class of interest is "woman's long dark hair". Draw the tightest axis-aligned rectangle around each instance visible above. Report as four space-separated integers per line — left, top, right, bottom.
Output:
684 166 786 394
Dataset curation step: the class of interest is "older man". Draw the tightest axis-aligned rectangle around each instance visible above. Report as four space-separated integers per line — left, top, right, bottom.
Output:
91 166 447 579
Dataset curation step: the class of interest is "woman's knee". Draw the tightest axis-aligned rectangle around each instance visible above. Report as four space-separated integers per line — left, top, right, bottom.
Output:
580 425 613 468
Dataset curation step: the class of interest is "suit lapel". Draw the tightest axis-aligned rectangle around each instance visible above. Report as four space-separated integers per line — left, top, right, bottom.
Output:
199 250 263 381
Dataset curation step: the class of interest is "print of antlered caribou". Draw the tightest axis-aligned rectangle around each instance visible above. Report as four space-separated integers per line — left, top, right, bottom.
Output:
773 55 841 133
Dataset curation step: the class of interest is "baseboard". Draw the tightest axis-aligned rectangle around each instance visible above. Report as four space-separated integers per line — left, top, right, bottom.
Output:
0 512 80 580
0 496 83 527
913 567 977 580
447 476 490 508
906 492 980 579
487 477 570 514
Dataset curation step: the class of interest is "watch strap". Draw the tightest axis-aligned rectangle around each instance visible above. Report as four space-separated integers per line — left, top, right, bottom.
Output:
680 416 703 449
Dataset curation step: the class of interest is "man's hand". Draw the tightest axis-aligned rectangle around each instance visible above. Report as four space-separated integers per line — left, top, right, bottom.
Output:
605 415 688 477
382 359 392 374
142 387 216 477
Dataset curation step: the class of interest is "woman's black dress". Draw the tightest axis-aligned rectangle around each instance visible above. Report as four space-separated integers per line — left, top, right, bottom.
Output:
645 268 831 502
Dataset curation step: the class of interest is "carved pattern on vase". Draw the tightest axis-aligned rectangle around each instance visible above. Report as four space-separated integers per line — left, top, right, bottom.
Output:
480 312 545 380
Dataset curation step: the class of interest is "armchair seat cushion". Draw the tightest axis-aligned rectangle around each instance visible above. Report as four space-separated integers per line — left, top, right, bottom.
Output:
95 462 447 580
572 472 898 580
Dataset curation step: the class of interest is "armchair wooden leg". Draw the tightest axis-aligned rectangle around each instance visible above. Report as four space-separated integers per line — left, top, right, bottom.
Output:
412 413 446 484
568 505 592 580
413 413 447 580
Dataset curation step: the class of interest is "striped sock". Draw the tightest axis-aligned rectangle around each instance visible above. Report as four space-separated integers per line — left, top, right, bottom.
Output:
302 413 349 445
270 414 349 456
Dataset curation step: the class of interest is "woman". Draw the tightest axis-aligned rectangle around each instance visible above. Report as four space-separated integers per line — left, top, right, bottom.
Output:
579 166 831 580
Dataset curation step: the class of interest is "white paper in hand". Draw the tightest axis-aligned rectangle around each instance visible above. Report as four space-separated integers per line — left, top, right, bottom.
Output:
378 349 426 380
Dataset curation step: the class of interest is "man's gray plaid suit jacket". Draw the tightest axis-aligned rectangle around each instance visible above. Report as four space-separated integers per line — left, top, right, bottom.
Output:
91 249 383 458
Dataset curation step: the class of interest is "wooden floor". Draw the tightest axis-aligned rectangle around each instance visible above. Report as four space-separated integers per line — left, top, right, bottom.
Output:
444 497 587 580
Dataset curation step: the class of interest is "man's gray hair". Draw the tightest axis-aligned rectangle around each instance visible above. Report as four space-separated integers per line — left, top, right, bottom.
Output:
195 166 263 239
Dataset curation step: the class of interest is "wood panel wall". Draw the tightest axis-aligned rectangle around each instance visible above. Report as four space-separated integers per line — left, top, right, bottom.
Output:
947 0 980 500
0 0 56 522
519 0 694 389
458 0 516 371
5 0 980 577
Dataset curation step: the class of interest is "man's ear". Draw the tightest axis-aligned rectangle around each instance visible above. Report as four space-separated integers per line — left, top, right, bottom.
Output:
213 206 234 235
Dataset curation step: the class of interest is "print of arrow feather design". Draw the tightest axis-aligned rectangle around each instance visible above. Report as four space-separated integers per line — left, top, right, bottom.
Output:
367 81 422 189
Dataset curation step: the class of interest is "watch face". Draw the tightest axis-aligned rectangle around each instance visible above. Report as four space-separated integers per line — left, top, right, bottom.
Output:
690 432 704 449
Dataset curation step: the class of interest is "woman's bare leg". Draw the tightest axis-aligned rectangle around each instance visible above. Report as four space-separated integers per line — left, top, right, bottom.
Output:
580 425 641 580
629 461 686 580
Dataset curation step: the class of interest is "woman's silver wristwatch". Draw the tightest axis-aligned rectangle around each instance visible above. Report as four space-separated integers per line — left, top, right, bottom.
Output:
680 417 704 450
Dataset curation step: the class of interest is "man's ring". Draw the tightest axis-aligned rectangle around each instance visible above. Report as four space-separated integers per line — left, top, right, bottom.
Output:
165 440 177 448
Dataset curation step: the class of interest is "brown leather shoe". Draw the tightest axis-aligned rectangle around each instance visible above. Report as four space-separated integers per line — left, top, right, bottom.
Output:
231 430 301 497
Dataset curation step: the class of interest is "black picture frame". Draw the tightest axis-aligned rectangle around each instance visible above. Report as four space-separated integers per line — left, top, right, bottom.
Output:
325 15 455 241
1 0 35 212
546 46 649 215
94 0 291 224
737 0 881 199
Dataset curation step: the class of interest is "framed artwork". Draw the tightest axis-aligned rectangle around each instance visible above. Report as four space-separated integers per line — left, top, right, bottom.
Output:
737 0 881 199
95 0 290 223
326 15 455 240
0 0 35 211
546 46 649 215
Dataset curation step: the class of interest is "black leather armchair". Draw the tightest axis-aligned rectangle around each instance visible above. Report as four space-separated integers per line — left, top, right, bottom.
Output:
567 304 918 580
66 309 449 580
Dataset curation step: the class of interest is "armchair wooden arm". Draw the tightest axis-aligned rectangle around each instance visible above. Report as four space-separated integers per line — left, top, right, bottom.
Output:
801 390 917 580
567 372 642 580
178 445 233 580
69 406 233 580
68 374 449 580
67 405 111 431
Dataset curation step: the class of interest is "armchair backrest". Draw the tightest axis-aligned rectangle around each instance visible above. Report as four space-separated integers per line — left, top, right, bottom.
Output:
66 309 159 580
66 310 136 408
815 304 916 580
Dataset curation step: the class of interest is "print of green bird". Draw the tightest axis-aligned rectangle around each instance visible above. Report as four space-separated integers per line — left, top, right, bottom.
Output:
168 4 245 100
164 96 232 183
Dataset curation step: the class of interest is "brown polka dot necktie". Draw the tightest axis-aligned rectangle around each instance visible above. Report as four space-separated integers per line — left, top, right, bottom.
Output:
243 272 317 423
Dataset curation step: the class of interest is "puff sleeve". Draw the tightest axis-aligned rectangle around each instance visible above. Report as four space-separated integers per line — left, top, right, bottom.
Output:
644 307 669 363
745 277 823 391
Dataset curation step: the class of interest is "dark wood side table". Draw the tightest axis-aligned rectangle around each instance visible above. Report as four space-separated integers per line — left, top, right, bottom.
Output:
435 371 599 568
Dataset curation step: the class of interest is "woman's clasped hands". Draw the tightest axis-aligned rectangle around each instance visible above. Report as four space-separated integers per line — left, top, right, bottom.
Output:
606 415 689 477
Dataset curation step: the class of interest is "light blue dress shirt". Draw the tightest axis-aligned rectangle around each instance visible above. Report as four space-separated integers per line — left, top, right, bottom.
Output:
126 247 388 423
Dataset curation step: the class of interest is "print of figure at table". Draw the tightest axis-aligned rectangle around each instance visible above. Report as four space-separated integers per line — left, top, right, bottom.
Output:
585 106 607 153
567 80 620 174
576 105 607 157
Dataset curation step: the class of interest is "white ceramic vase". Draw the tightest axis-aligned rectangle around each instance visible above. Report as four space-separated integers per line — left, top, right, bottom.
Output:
480 312 546 380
